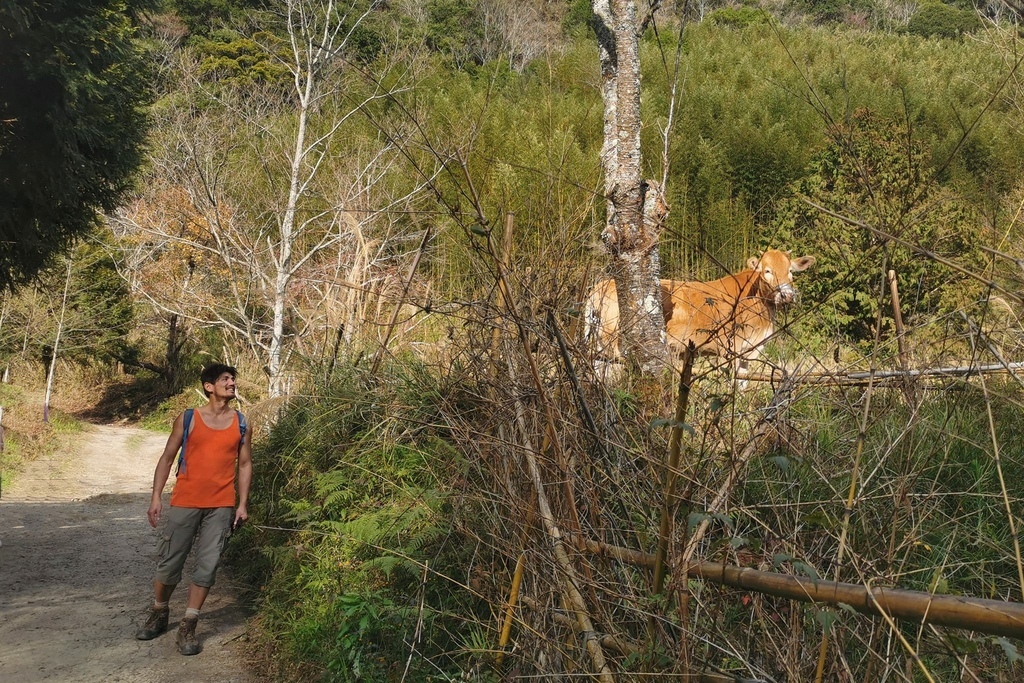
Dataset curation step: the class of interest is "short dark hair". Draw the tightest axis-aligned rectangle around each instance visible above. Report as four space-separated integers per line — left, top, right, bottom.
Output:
200 363 237 397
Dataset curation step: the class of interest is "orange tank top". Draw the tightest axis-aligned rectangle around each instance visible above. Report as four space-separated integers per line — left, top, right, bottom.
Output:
170 411 240 508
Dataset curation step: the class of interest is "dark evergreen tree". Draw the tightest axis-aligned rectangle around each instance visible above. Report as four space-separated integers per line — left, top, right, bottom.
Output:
0 0 152 289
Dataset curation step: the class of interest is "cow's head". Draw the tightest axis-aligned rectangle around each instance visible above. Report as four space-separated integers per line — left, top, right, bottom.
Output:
747 250 816 305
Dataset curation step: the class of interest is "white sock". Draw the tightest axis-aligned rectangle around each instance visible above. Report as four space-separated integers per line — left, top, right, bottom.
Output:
185 607 200 619
153 601 168 609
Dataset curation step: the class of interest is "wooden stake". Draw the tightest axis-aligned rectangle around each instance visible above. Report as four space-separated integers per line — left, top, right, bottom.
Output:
888 269 917 403
739 361 1024 385
653 345 694 595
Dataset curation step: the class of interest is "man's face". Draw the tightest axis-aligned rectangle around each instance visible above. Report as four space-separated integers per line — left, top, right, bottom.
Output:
205 372 236 398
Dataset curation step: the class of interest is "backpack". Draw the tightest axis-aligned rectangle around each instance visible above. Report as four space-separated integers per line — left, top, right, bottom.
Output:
175 408 248 476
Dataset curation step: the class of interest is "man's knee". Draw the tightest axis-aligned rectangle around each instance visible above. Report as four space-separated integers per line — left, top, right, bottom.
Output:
191 508 233 587
153 509 198 585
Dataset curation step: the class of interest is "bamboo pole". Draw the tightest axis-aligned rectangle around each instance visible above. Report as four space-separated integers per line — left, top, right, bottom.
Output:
968 331 1024 601
548 311 606 461
495 552 526 665
887 270 910 372
490 214 515 358
509 374 614 682
460 204 582 537
457 193 603 675
740 361 1024 385
565 535 1024 639
815 284 886 683
863 584 937 683
679 383 791 568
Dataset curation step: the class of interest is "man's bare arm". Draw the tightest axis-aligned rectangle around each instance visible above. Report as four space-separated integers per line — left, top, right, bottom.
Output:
233 422 252 528
148 412 185 528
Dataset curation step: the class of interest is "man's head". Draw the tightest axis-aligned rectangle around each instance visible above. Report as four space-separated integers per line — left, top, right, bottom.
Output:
200 363 237 398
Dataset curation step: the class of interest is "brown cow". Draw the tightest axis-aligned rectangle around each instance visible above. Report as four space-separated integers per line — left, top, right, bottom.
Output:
584 250 816 378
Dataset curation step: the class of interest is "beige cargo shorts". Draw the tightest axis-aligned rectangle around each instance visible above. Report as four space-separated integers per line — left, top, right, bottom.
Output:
153 506 233 588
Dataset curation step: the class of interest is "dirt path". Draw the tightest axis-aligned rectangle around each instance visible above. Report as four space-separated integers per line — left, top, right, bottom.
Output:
0 424 253 683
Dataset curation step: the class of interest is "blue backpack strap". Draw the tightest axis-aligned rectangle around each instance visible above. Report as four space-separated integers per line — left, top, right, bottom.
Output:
176 408 195 476
236 410 247 448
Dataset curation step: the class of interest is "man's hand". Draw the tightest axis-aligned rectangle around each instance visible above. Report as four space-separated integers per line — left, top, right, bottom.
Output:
147 496 162 528
233 505 248 531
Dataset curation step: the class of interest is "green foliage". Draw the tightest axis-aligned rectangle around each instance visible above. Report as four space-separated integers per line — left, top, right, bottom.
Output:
790 0 873 24
0 240 140 385
137 387 206 432
232 360 483 681
0 0 152 289
170 0 257 35
65 245 137 365
425 0 484 66
0 381 84 491
17 244 139 367
744 386 1024 603
773 108 984 342
193 30 290 86
563 0 595 36
907 1 983 39
639 23 1021 280
709 6 768 27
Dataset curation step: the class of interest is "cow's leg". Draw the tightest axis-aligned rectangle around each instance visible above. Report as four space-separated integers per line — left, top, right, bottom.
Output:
735 358 750 390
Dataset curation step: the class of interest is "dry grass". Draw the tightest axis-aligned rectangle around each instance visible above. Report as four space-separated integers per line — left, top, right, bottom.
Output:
370 235 1024 681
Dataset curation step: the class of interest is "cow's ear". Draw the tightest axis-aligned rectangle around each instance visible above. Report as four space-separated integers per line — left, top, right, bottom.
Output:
747 257 761 271
791 256 816 272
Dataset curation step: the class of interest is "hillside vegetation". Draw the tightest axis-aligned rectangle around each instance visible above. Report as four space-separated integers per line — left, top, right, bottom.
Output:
3 0 1024 680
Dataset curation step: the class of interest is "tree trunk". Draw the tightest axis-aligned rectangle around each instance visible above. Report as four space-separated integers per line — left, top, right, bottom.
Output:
165 313 183 390
592 0 667 374
44 259 74 423
268 57 312 398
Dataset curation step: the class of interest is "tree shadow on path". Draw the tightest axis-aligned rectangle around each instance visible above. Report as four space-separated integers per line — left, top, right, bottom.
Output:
0 492 252 683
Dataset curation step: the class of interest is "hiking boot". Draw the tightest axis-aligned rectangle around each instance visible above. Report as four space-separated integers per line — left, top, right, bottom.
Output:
176 616 200 656
135 606 169 640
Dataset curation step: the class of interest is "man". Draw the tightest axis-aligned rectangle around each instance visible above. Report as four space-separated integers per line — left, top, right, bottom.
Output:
135 364 252 656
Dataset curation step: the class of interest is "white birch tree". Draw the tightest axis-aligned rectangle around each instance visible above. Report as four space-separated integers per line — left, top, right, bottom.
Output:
592 0 669 374
111 0 428 397
42 259 73 423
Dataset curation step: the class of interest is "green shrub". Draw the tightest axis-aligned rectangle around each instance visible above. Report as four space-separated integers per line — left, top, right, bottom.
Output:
192 30 290 87
789 0 873 24
231 360 484 681
773 108 985 345
709 6 768 27
907 1 982 39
